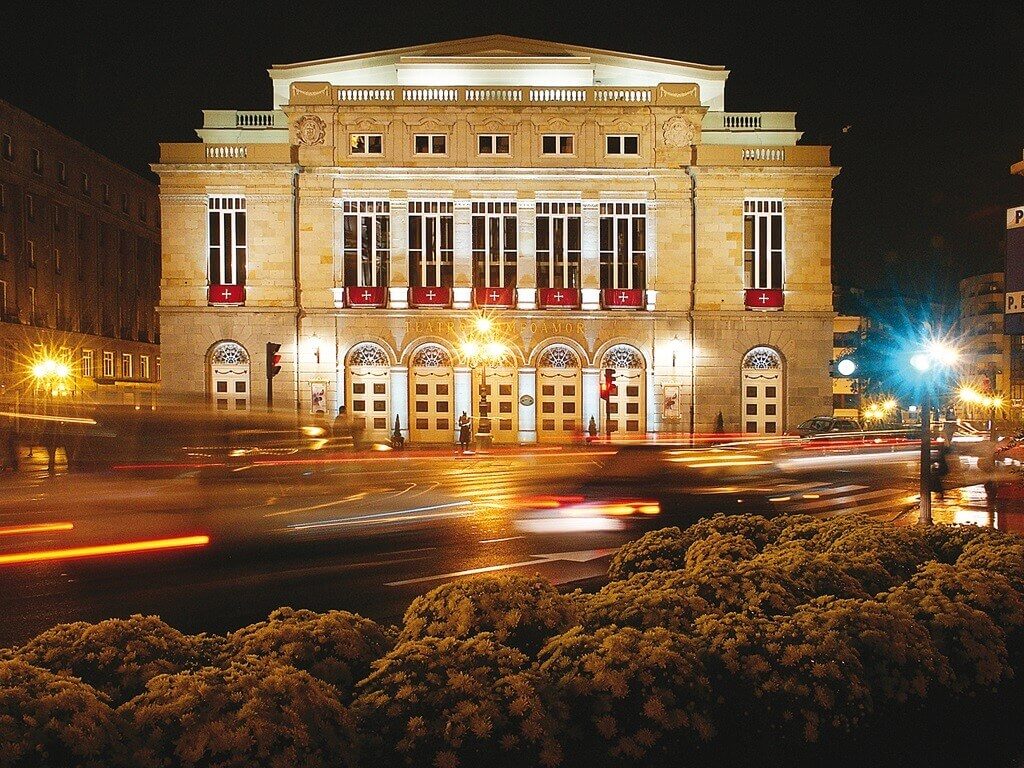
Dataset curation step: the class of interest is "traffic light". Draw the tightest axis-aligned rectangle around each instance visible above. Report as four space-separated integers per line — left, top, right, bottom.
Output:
600 367 618 400
266 342 282 379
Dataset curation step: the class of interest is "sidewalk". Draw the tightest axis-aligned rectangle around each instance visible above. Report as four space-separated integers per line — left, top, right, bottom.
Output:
896 483 1006 530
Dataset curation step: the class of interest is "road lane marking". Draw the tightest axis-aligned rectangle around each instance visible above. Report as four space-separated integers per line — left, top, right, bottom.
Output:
385 548 618 587
264 491 373 518
479 536 524 544
786 488 905 512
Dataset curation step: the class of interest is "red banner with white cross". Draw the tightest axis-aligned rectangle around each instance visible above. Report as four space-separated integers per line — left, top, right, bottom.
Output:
602 288 644 309
744 288 784 310
345 286 387 308
208 284 245 306
410 286 452 308
538 287 580 309
473 286 515 308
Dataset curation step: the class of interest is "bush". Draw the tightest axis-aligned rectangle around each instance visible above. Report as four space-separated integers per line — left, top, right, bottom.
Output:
352 634 558 768
683 532 759 571
826 524 934 586
957 536 1024 592
580 570 716 632
689 557 805 615
16 615 205 703
399 573 575 656
539 626 714 766
684 513 780 550
755 542 870 601
923 524 1001 564
608 527 691 581
0 659 124 768
226 607 393 699
121 659 356 768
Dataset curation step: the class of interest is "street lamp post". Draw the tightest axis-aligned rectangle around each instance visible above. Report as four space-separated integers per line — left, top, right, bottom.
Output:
460 316 507 449
910 341 960 526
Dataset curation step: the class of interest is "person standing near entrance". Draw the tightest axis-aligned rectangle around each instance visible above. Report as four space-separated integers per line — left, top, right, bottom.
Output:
458 412 472 453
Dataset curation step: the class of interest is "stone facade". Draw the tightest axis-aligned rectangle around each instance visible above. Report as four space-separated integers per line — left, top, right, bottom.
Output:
154 35 838 440
0 99 160 403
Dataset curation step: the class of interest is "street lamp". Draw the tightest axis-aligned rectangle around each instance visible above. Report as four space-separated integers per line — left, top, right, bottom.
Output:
460 315 508 447
910 339 960 525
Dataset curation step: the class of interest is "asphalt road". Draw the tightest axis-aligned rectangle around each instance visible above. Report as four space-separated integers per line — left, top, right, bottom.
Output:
0 440 991 647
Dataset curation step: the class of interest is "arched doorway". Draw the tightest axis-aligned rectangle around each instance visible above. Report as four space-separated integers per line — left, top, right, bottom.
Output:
536 344 582 443
209 341 250 411
475 351 518 444
741 346 783 434
601 344 646 436
347 343 391 441
410 344 454 443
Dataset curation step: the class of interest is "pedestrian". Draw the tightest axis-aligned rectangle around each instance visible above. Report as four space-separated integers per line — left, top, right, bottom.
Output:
931 443 950 500
333 405 349 439
458 411 472 453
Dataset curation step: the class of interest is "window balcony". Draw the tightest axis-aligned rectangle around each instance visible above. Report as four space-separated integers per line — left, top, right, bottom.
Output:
344 286 388 308
744 288 784 310
538 287 580 309
473 286 515 308
601 288 644 309
208 284 245 306
409 286 452 308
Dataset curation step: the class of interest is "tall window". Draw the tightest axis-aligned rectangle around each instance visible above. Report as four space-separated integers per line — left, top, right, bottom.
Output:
31 149 42 175
1 134 11 160
82 349 94 378
408 201 453 288
102 351 114 378
743 199 784 290
472 202 517 288
536 202 581 289
121 353 133 379
208 196 246 285
599 202 646 290
141 355 150 379
343 201 390 287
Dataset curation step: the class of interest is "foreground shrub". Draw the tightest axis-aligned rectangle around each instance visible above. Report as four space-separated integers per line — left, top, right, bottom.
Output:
539 626 713 766
16 615 205 703
755 542 870 601
580 570 716 632
826 524 934 586
608 526 691 581
399 573 575 655
121 660 356 768
689 558 805 615
226 607 392 699
957 536 1024 592
684 513 780 550
352 634 558 767
683 532 759 571
923 524 1001 564
0 659 124 767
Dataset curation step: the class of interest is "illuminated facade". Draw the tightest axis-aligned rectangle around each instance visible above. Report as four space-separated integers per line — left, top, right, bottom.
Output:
155 35 837 441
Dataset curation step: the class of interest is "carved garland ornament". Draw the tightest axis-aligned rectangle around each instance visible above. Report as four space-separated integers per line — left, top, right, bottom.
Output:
296 114 327 146
662 116 696 148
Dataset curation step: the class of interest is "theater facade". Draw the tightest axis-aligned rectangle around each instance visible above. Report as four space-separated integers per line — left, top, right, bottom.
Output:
154 35 838 442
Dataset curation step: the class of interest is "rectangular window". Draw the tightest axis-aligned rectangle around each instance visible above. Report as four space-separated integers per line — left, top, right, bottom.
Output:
541 135 574 155
156 356 160 380
408 201 453 288
27 240 35 267
102 351 114 378
138 200 146 222
535 202 581 288
120 192 128 212
55 293 61 324
606 134 640 155
140 355 150 379
350 133 383 155
472 201 517 288
478 134 510 155
28 286 35 320
100 183 109 205
1 134 11 160
599 202 646 290
413 134 447 155
58 161 68 185
343 200 390 287
54 248 61 274
207 196 246 285
26 194 34 221
31 148 42 175
121 353 132 379
81 173 90 195
82 349 94 378
743 199 784 290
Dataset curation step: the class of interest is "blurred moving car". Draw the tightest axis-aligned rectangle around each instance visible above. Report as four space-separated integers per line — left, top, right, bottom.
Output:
788 416 862 437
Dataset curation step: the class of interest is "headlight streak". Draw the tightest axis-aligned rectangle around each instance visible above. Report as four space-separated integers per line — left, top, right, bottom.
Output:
286 500 472 531
0 535 210 566
0 522 74 536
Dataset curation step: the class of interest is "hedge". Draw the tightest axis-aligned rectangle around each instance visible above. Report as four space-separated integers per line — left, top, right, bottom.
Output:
2 514 1024 767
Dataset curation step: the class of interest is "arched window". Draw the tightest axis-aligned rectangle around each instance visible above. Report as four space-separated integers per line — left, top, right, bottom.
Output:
348 342 389 367
601 344 644 369
210 341 249 366
411 344 453 368
742 346 782 370
537 344 580 369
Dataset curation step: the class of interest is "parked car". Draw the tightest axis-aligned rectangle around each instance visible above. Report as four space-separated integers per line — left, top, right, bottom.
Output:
788 416 862 437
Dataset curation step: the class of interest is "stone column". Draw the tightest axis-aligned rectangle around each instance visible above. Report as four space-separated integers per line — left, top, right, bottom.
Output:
518 366 537 443
582 366 600 436
516 197 537 309
454 366 473 444
453 199 473 309
389 196 409 308
389 365 409 440
646 367 660 435
581 199 601 310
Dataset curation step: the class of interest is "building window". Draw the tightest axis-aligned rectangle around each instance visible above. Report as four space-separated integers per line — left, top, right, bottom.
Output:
156 356 160 380
343 200 390 287
0 184 5 211
1 134 12 160
606 134 640 155
536 202 581 289
599 202 646 290
208 196 246 286
31 149 42 175
54 248 61 273
414 134 447 155
121 353 133 379
28 286 35 320
58 161 68 185
102 351 114 378
0 232 5 258
55 293 61 323
743 199 784 290
82 349 94 378
541 135 574 155
27 240 35 267
26 195 34 221
140 355 150 379
478 134 510 155
120 192 128 213
472 201 517 288
350 134 383 155
81 173 90 195
0 280 6 314
408 201 453 288
138 200 146 222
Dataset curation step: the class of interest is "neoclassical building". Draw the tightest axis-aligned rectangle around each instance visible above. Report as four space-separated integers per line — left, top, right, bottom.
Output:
154 35 838 442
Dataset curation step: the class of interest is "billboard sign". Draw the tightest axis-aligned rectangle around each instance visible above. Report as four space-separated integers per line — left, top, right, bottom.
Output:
1005 205 1024 334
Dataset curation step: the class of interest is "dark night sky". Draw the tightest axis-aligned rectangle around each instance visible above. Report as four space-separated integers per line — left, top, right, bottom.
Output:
1 1 1020 298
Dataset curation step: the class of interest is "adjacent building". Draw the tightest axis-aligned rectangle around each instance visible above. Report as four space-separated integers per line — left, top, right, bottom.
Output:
154 35 838 442
0 99 161 405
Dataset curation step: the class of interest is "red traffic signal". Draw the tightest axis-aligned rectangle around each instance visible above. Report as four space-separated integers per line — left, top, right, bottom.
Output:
266 342 282 379
600 367 618 400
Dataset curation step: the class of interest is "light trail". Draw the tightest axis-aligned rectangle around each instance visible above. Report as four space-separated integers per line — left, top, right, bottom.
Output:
0 535 210 566
286 500 472 531
0 410 96 425
0 522 74 536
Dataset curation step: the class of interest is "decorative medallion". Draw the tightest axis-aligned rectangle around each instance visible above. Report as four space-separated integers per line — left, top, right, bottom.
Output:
662 116 696 148
296 114 327 146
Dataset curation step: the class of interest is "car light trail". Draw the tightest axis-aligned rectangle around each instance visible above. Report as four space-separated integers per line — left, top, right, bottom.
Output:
0 535 210 566
0 522 74 536
286 500 472 531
